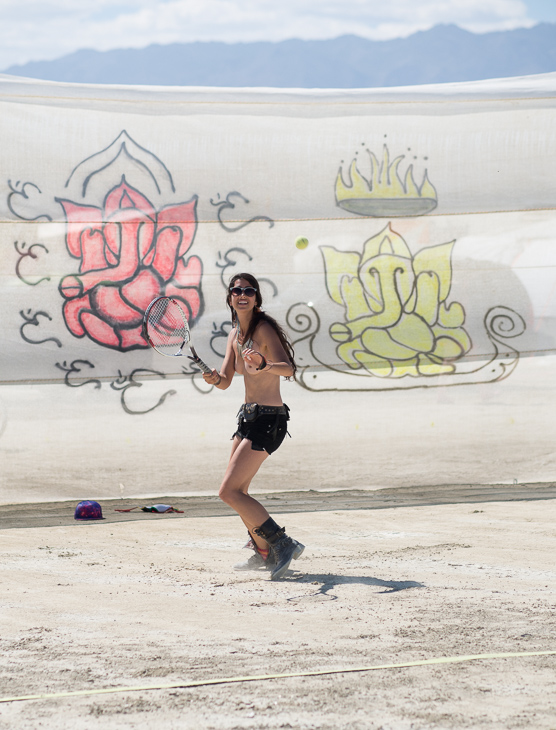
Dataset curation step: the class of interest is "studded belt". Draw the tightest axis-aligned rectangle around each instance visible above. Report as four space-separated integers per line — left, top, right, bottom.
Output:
257 404 288 416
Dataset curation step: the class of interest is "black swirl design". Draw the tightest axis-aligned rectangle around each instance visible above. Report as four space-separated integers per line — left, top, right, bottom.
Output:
14 241 51 286
179 362 214 394
19 310 62 348
216 247 253 287
210 191 274 232
210 321 233 358
286 302 321 338
485 306 527 340
7 181 52 222
216 247 279 297
110 369 177 415
55 360 101 389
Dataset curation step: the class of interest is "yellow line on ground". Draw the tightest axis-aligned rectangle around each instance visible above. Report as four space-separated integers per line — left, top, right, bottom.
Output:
1 650 555 704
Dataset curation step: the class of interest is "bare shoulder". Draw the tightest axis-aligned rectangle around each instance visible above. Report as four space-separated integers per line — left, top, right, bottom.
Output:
254 320 289 360
254 320 278 344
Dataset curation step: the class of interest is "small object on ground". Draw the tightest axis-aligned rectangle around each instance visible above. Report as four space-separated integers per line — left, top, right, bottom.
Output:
295 236 309 250
74 500 104 520
114 504 184 513
141 504 183 513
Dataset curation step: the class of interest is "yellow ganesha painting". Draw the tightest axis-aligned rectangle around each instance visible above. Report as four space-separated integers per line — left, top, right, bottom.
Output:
321 224 471 378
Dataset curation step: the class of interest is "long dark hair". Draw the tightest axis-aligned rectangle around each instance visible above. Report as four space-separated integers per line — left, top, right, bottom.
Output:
227 272 297 378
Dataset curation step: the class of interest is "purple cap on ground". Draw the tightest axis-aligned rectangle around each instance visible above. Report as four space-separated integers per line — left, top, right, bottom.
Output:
74 500 104 520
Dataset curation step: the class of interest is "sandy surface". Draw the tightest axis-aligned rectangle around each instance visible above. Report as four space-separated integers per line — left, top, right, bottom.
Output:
1 488 556 729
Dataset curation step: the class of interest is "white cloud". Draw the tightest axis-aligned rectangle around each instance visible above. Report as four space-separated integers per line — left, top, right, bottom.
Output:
0 0 536 70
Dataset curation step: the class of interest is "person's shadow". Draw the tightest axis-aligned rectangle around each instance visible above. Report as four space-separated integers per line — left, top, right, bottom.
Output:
285 572 424 600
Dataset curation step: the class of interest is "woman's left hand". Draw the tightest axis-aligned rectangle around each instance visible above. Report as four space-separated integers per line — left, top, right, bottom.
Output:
242 348 264 374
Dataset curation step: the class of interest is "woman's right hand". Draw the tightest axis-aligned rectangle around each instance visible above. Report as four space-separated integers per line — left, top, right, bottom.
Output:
203 368 221 386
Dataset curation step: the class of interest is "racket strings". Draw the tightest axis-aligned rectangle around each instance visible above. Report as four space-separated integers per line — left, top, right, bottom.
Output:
146 299 189 354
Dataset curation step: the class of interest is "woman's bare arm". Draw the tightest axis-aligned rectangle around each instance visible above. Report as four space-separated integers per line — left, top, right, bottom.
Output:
243 322 294 378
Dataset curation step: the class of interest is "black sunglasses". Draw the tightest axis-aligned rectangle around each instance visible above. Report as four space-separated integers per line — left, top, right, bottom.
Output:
229 286 257 297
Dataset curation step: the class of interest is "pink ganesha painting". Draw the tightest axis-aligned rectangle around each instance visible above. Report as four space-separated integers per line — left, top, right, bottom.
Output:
57 177 203 351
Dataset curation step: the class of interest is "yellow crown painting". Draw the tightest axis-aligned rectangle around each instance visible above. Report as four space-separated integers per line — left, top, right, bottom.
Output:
335 144 438 217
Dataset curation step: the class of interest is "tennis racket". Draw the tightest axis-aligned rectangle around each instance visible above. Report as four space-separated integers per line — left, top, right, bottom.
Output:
142 296 212 374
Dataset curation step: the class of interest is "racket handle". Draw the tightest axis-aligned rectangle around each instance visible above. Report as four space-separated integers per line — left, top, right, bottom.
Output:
188 347 213 375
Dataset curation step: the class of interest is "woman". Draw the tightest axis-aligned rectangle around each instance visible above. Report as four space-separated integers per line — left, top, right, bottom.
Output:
203 273 304 580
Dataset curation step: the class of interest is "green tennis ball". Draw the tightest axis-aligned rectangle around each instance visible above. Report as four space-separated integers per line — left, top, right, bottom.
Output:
295 236 309 250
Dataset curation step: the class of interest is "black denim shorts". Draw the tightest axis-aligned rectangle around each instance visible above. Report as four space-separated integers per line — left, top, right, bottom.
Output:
232 404 290 455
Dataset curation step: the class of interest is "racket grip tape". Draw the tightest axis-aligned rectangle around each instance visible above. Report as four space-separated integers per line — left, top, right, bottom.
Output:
188 347 213 374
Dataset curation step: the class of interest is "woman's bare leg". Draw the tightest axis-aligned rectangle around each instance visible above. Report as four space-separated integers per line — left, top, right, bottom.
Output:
232 443 269 550
220 438 271 549
227 437 266 549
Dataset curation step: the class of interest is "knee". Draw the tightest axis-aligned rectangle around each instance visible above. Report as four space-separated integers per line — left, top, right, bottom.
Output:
219 481 241 507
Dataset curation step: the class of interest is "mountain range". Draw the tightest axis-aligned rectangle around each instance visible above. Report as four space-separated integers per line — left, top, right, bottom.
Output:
4 23 556 87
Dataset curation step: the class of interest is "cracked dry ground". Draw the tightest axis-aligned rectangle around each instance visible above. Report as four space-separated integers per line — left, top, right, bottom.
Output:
1 497 556 729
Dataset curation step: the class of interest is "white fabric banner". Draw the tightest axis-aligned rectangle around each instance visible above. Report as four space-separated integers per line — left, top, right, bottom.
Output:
0 73 555 502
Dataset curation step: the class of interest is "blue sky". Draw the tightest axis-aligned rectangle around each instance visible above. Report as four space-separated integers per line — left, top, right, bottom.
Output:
1 0 555 70
525 0 556 22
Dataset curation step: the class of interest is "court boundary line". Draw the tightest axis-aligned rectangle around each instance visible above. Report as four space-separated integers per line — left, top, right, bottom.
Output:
1 650 555 704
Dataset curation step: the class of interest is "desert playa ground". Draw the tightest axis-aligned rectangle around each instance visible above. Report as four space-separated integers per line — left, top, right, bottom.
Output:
1 484 556 729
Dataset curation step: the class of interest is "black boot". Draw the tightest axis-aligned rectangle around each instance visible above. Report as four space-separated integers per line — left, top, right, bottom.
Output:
254 518 303 580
